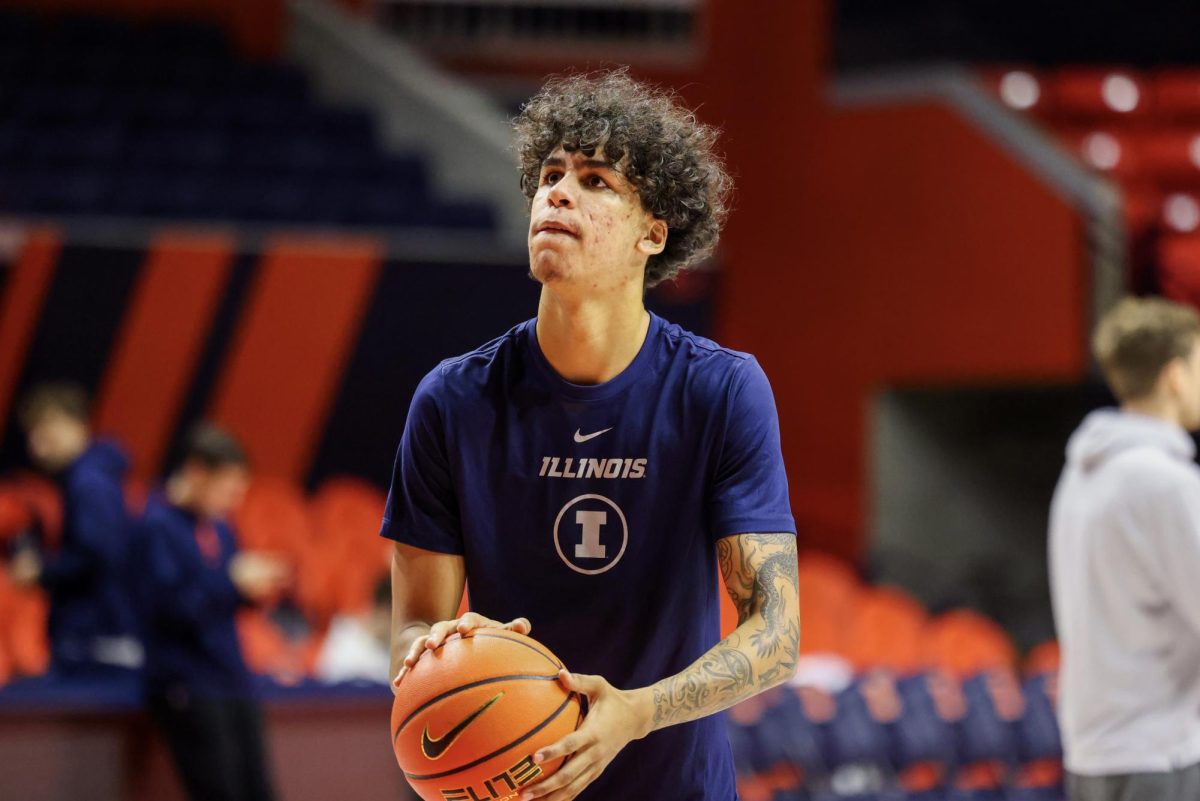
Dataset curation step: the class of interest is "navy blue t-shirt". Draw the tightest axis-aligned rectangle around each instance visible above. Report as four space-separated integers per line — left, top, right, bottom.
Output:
381 310 795 801
134 498 253 697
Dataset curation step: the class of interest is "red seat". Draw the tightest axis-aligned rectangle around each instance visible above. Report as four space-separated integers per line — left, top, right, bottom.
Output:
981 67 1052 116
1162 191 1200 234
1152 70 1200 121
1158 234 1200 308
7 474 62 549
1134 130 1200 184
1054 128 1142 179
0 487 33 544
1049 68 1149 121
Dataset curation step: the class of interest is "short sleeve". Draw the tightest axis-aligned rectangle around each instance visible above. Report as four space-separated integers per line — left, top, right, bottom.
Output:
379 367 463 554
708 357 796 541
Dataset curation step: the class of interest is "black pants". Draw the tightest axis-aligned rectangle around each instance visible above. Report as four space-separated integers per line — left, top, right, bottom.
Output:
149 689 275 801
1068 763 1200 801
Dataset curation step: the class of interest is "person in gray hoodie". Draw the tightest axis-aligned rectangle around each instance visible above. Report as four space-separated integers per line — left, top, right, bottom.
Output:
1051 296 1200 801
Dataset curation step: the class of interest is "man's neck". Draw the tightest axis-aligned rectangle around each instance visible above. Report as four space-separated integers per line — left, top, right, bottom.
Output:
535 289 650 385
1121 397 1184 429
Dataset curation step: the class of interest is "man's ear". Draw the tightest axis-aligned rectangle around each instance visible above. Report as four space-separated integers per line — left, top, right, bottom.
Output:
637 219 668 257
1162 357 1188 397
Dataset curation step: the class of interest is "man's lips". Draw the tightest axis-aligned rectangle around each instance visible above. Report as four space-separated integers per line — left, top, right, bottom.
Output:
534 221 579 237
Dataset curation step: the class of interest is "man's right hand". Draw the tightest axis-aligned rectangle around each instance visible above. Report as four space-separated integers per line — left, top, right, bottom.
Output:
394 612 531 688
229 552 289 601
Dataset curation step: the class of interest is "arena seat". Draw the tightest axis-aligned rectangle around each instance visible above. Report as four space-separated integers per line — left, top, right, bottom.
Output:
923 610 1016 679
1135 131 1200 185
1046 68 1149 121
1022 642 1060 678
1158 234 1200 307
1151 70 1200 121
1053 129 1141 179
0 487 34 544
0 10 495 230
798 550 862 658
846 586 928 673
2 583 50 678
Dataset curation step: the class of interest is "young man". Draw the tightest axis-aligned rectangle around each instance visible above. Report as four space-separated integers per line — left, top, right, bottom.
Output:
385 71 800 801
136 424 288 801
11 383 141 680
1050 297 1200 801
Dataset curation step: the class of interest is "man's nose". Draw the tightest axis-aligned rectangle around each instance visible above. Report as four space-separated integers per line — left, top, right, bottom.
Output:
547 177 575 208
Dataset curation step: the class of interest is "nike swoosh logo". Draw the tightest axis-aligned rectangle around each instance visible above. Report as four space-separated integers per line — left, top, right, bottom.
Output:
573 427 613 443
420 693 503 760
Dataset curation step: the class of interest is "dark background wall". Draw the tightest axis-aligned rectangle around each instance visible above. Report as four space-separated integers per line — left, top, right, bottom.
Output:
0 233 716 491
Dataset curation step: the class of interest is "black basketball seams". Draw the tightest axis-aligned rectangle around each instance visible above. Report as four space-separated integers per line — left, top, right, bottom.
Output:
394 673 560 738
466 631 564 671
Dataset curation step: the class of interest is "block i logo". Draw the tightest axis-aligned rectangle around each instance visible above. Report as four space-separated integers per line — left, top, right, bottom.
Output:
552 493 628 575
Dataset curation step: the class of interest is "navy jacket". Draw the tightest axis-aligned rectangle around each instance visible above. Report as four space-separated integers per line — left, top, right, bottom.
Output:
135 497 253 697
41 439 139 671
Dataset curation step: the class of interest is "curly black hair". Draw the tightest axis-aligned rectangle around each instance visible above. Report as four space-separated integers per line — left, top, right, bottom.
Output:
514 69 731 287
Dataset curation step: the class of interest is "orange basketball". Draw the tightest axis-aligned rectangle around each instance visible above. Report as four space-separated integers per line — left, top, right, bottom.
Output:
391 629 584 801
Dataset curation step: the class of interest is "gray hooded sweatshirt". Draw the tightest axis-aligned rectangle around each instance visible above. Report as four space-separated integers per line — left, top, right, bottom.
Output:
1050 409 1200 775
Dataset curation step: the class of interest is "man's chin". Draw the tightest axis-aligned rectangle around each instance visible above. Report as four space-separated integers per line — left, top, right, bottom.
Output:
529 257 569 285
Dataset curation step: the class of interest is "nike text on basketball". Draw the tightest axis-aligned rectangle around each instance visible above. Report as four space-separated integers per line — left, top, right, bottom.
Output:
439 755 541 801
538 457 646 479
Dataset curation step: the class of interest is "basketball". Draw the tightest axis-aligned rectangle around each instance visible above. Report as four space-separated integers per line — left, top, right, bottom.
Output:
391 629 584 801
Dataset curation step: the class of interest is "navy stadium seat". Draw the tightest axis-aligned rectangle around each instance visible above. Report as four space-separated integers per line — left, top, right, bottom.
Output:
0 12 492 230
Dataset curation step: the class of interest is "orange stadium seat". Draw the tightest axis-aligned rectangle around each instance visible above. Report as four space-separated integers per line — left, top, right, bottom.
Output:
2 584 50 678
234 477 314 559
797 551 861 658
1024 639 1061 677
237 609 309 685
923 609 1017 679
308 479 389 616
845 585 928 673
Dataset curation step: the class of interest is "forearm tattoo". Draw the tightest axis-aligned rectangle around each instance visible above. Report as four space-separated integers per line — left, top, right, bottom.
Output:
652 533 799 727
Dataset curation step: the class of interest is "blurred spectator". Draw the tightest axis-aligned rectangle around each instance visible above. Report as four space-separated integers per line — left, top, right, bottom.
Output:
315 577 391 684
1051 297 1200 800
11 382 141 680
136 424 288 801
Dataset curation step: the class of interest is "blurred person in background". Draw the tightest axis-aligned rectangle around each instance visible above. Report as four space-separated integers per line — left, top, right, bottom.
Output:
136 424 288 801
9 382 141 683
1050 297 1200 801
315 577 391 684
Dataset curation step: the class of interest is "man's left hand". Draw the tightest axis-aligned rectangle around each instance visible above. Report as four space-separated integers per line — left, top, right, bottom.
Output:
520 670 652 801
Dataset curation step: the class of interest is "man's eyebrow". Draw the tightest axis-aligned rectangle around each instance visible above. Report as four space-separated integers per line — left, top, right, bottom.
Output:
540 156 622 173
